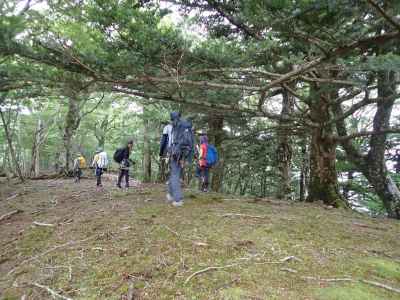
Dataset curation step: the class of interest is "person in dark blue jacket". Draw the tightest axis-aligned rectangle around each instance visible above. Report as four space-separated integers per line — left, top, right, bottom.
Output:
117 140 134 188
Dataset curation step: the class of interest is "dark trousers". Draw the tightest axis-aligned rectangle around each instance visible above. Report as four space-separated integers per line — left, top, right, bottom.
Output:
95 167 103 186
196 165 209 191
74 168 82 182
117 169 129 187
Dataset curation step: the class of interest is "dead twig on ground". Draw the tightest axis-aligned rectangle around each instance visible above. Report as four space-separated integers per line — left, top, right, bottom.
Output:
185 263 240 285
352 222 385 231
301 276 400 294
162 225 179 237
360 279 400 294
6 193 19 201
32 282 73 300
301 276 353 282
33 221 55 227
0 209 22 222
280 256 302 263
281 267 298 273
220 213 267 219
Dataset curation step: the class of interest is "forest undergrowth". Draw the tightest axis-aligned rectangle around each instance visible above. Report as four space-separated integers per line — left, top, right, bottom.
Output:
1 176 399 300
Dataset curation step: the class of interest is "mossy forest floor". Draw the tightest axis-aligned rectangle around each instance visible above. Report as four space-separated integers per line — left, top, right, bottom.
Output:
1 176 399 300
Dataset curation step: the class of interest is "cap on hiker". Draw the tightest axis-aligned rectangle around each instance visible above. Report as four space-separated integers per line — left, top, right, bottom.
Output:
170 111 181 121
96 147 102 153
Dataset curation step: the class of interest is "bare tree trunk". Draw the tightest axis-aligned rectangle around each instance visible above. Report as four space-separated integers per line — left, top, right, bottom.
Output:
299 140 309 201
276 89 295 200
63 96 81 174
30 118 44 177
143 117 152 182
335 70 400 218
0 109 24 182
209 115 224 192
307 84 347 208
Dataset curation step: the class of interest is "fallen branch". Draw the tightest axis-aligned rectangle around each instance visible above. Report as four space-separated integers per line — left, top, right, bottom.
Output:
0 209 22 222
280 256 302 263
281 267 298 273
301 276 353 282
6 193 19 201
185 264 239 285
360 279 400 294
162 225 179 237
32 282 73 300
33 221 55 227
220 213 267 219
301 276 400 294
352 222 385 231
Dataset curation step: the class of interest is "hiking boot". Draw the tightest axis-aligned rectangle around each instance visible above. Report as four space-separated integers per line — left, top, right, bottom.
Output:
166 193 173 202
172 201 183 207
116 184 122 189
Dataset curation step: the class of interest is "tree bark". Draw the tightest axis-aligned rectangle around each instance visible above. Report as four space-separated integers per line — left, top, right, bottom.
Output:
276 89 295 200
307 85 347 207
299 140 309 201
143 116 152 182
0 109 24 182
335 71 400 218
63 95 81 173
209 115 224 192
30 118 44 177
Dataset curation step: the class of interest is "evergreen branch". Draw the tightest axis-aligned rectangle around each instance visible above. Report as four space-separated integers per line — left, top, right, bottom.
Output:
366 0 400 32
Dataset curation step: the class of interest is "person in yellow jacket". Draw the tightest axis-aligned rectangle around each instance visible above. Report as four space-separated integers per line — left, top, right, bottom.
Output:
73 153 86 183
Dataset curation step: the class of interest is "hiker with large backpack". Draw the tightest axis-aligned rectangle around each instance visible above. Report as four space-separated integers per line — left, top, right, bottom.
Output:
163 111 194 207
92 148 108 187
114 140 134 188
195 134 218 192
73 153 86 183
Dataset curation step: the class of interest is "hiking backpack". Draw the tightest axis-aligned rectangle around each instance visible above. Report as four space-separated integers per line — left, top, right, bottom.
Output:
113 148 125 163
96 152 109 168
205 144 218 167
171 118 194 161
78 157 86 168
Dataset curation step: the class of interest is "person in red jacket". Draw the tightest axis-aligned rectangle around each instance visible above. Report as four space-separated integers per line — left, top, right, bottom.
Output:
196 135 210 192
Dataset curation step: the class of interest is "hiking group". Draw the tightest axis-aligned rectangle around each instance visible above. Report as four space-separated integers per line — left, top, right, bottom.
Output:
74 111 218 206
159 111 218 207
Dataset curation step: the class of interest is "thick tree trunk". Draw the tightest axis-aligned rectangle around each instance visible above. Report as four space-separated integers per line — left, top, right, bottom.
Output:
143 117 152 182
335 71 400 218
276 89 295 200
63 96 81 173
0 109 24 182
209 115 224 192
363 71 400 217
307 86 347 207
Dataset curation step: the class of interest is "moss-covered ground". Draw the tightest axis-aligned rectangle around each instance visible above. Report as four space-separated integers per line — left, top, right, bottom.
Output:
0 178 399 299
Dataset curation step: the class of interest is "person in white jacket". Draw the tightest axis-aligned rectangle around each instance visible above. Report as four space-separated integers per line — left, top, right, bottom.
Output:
92 148 108 187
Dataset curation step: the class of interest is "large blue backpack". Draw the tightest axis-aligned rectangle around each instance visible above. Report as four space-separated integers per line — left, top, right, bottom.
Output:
206 144 218 167
171 118 194 162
